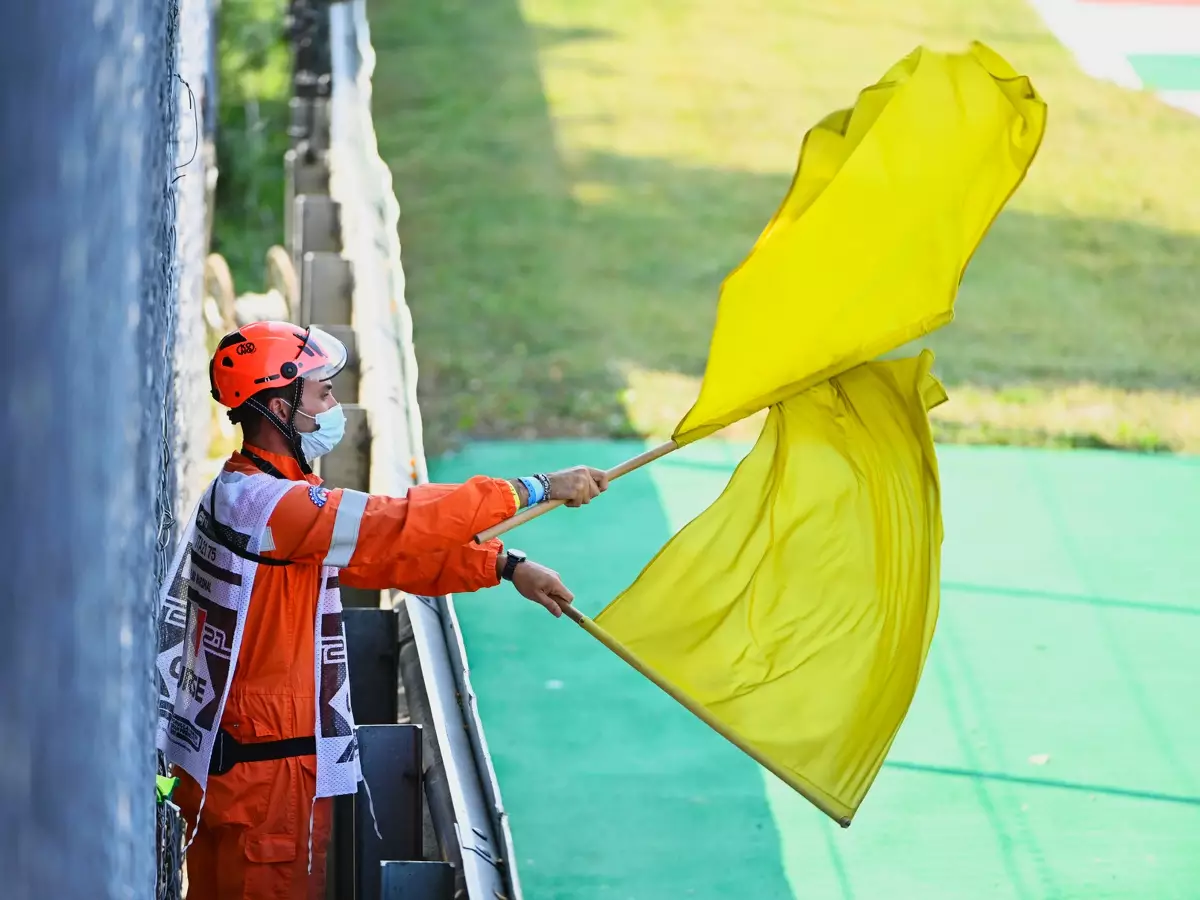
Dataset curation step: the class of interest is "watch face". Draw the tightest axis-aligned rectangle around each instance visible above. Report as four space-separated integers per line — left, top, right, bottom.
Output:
503 549 527 581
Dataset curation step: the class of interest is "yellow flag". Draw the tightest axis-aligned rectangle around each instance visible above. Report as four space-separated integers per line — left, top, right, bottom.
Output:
673 42 1045 444
594 352 947 824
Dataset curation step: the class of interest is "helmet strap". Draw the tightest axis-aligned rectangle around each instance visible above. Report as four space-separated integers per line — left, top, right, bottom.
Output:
284 378 313 476
242 377 313 476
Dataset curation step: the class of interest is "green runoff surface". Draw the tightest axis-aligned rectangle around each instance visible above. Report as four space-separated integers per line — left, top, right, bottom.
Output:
433 440 1200 900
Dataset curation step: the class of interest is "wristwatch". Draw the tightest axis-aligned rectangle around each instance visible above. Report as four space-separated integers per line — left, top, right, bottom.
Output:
501 548 527 582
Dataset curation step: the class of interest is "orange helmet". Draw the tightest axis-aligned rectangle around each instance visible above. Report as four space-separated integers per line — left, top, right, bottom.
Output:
209 321 348 408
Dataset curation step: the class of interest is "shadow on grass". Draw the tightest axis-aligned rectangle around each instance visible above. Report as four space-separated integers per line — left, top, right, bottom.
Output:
368 0 1200 456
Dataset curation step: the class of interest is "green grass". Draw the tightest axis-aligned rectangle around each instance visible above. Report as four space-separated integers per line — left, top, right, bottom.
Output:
367 0 1200 455
211 0 291 294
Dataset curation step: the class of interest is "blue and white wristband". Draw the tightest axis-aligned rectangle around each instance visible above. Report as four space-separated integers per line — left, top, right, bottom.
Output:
518 476 546 507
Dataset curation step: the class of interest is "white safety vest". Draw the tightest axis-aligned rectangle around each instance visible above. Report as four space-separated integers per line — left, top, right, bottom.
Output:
155 468 363 801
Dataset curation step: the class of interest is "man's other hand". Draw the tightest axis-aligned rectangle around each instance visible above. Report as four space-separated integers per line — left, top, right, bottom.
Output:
547 466 609 507
511 560 575 617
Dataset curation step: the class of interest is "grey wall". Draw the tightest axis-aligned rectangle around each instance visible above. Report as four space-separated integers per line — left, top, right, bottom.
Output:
0 2 188 897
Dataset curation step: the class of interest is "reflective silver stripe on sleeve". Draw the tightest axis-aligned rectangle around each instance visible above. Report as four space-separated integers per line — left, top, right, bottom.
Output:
323 489 369 568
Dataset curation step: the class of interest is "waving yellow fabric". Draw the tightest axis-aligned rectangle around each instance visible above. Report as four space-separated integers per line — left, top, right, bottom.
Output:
595 352 947 823
673 42 1045 444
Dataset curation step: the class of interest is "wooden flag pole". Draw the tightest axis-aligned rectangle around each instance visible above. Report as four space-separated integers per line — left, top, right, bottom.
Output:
557 602 853 828
473 440 679 544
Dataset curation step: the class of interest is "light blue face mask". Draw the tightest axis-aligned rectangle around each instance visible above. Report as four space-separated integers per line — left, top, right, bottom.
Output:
292 403 346 462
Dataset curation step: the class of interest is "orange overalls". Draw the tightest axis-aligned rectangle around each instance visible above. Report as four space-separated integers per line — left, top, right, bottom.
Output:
175 444 516 899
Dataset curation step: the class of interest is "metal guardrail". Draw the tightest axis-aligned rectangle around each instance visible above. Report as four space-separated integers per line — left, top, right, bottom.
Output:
275 2 520 897
326 3 523 899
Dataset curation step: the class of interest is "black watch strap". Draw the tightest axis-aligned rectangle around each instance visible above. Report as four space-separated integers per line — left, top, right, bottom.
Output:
501 549 527 582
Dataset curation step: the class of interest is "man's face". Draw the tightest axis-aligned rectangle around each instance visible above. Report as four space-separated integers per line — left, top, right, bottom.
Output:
269 378 337 433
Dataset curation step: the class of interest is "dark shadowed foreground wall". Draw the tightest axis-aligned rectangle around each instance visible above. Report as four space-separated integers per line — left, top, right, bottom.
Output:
0 2 187 897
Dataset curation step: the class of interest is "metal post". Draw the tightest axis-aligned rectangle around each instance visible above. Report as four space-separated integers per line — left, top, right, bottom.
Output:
343 609 399 726
292 196 342 291
301 251 354 326
379 861 456 900
284 148 330 252
285 0 333 148
329 725 425 900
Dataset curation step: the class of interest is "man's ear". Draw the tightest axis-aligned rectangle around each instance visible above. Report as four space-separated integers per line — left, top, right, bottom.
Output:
267 396 292 422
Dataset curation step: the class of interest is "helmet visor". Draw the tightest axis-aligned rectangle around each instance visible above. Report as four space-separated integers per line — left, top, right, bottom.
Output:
293 326 348 383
